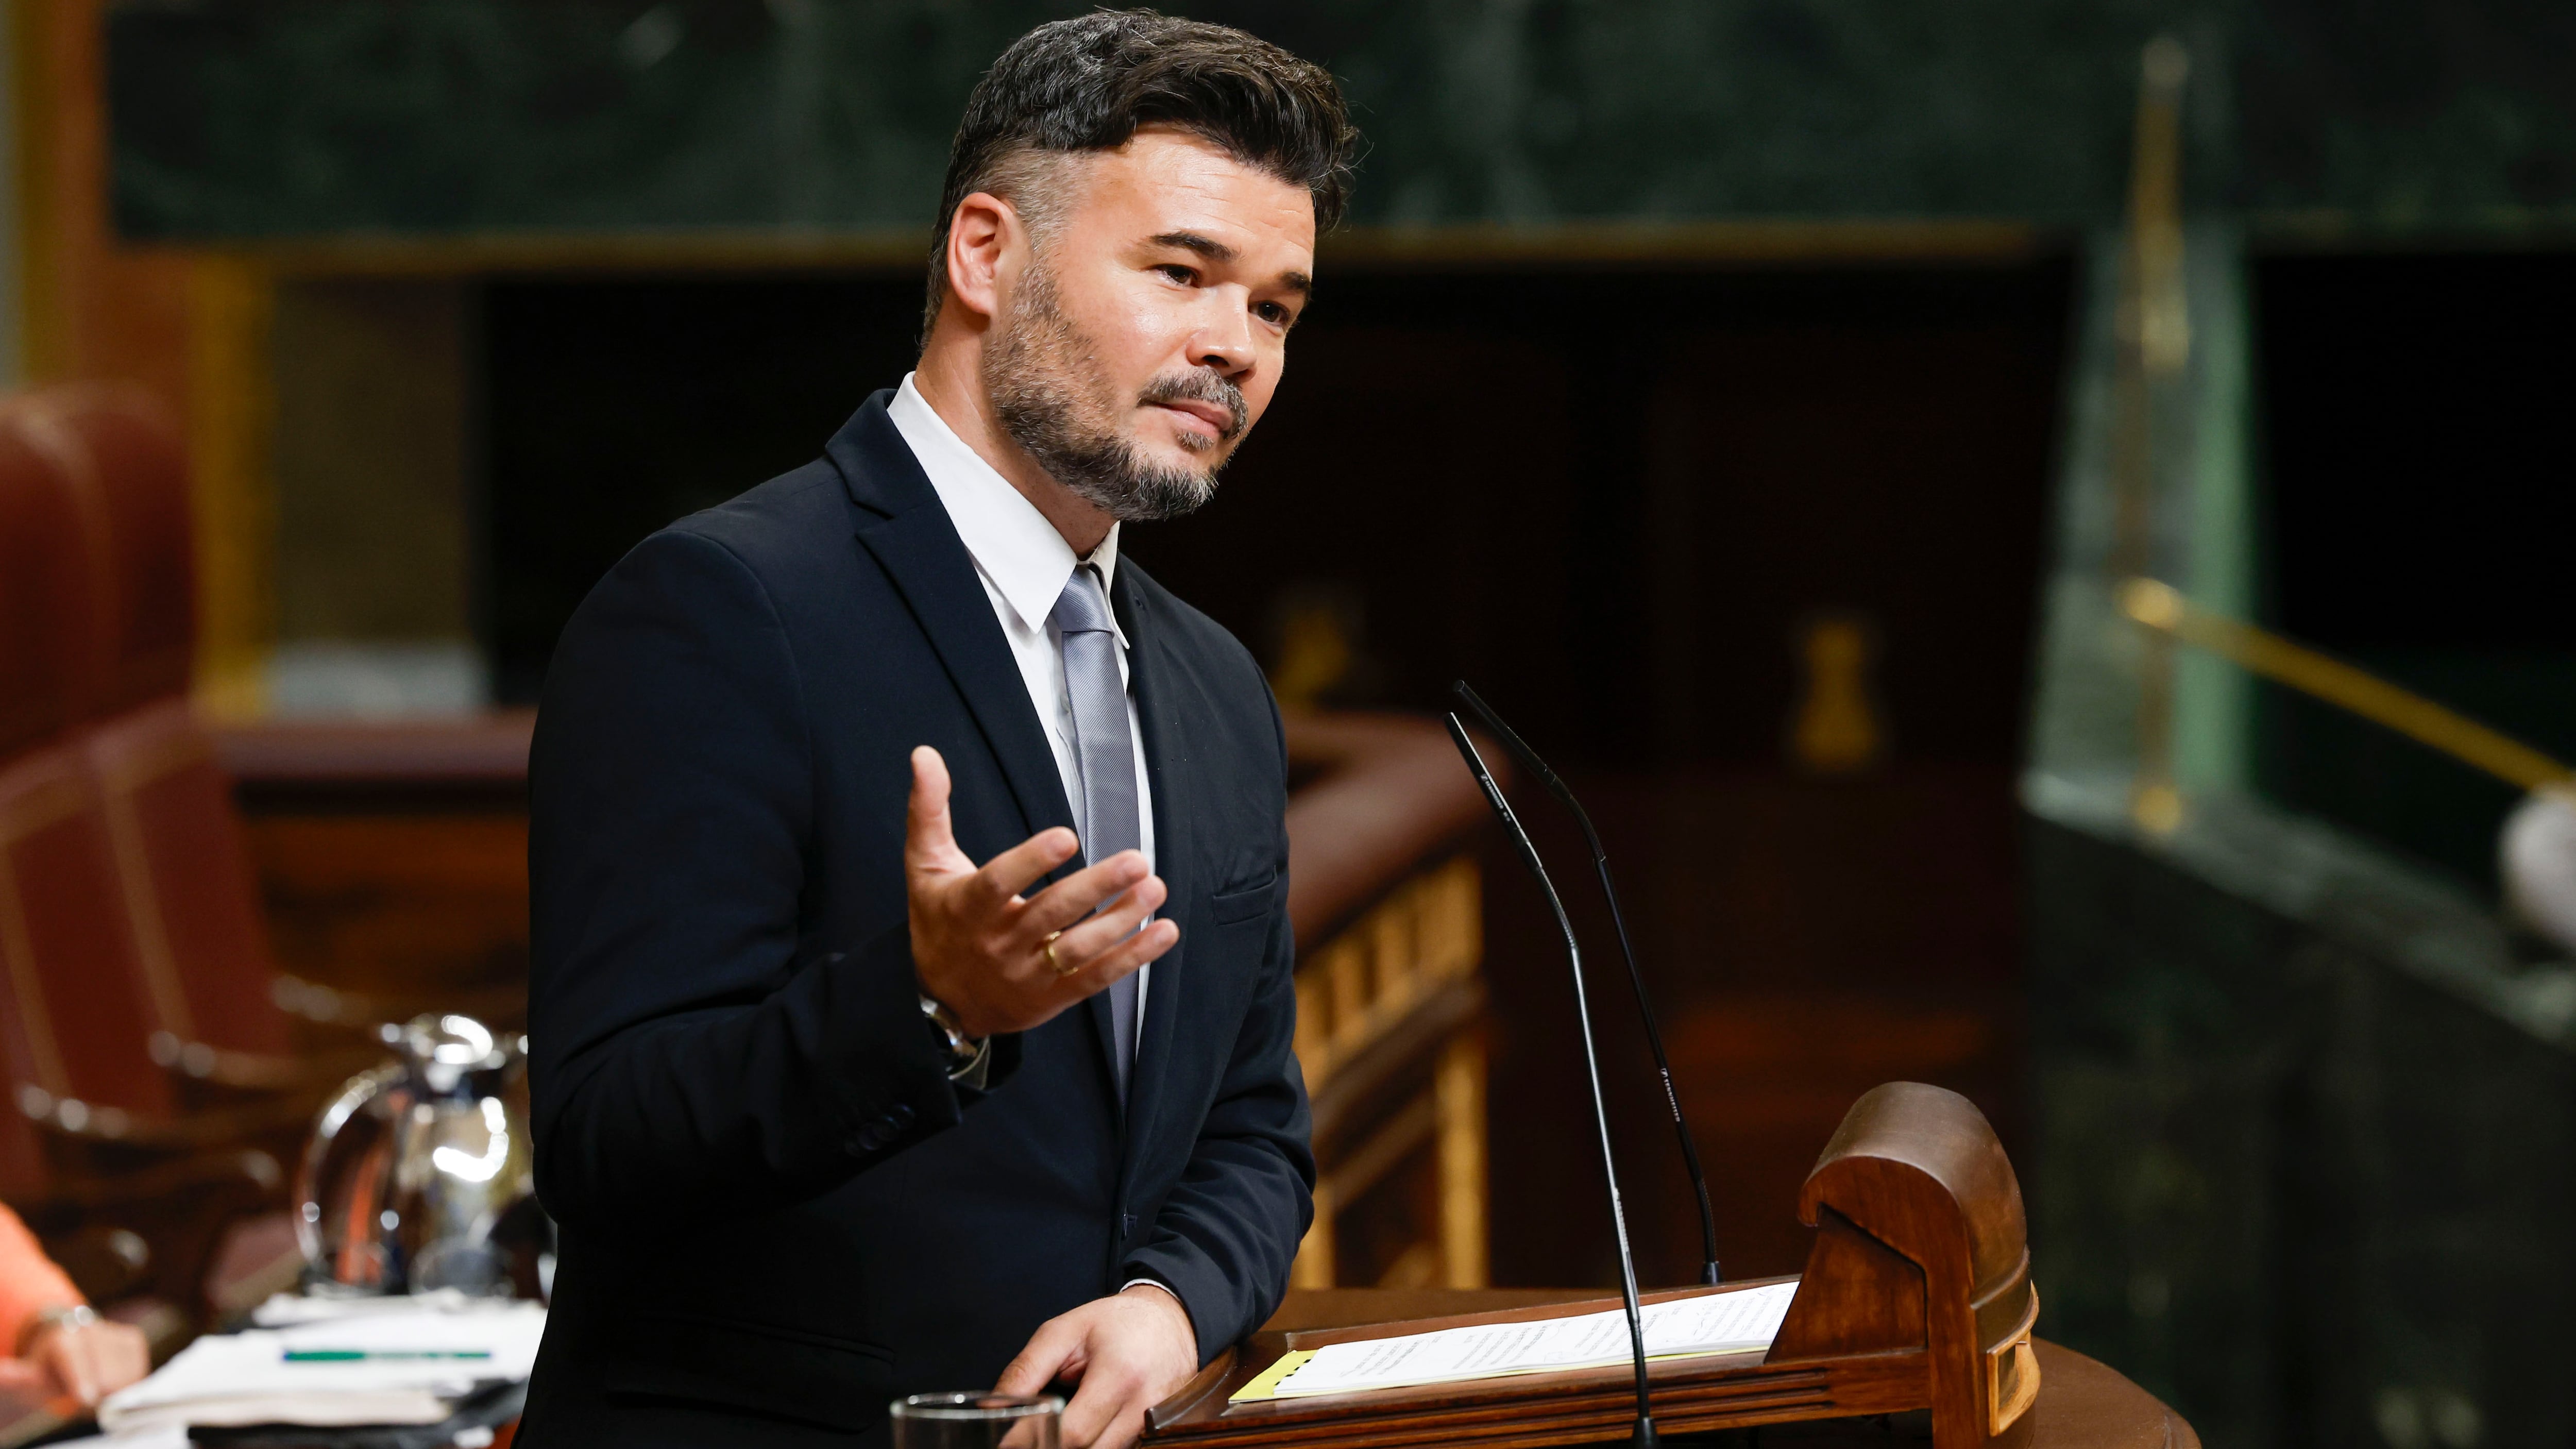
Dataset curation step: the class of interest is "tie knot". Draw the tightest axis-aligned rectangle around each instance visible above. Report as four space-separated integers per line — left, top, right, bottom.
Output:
1050 566 1115 636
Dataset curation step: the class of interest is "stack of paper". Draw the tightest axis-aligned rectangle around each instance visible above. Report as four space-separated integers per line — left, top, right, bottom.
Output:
1235 1282 1797 1402
97 1298 546 1436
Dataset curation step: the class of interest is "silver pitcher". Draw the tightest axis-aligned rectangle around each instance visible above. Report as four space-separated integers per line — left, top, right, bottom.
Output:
297 1014 542 1296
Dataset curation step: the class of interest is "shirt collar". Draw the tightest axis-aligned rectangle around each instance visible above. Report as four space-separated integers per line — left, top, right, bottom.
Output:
888 372 1125 644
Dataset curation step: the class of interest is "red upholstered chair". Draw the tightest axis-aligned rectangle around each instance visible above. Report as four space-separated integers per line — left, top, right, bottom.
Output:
0 394 197 1123
0 743 182 1130
0 396 129 1188
0 395 180 1128
0 413 100 756
0 390 304 1329
0 743 303 1328
0 738 309 1143
0 392 340 1111
4 390 444 1094
9 387 194 719
82 700 333 1084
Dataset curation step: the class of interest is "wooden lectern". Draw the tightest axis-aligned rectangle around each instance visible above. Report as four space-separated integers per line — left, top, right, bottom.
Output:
1144 1082 2176 1448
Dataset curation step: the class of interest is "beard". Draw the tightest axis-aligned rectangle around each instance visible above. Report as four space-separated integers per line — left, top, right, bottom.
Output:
981 259 1247 523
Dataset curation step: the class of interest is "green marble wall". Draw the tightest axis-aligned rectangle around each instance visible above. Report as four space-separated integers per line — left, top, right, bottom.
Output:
2025 784 2576 1449
106 0 2576 240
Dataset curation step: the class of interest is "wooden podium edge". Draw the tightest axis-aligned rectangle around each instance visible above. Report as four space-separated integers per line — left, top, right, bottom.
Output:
1144 1277 1939 1446
1150 1337 2191 1449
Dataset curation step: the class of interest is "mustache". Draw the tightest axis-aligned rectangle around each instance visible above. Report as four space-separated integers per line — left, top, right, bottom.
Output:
1139 370 1247 442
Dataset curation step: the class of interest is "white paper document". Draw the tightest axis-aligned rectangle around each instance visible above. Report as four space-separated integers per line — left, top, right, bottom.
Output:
99 1299 546 1434
1247 1282 1796 1401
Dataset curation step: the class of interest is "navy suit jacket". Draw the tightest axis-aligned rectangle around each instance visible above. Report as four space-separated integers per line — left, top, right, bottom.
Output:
518 393 1313 1446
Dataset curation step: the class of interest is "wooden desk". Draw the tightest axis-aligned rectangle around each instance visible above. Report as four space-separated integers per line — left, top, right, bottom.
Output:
1255 1290 2197 1448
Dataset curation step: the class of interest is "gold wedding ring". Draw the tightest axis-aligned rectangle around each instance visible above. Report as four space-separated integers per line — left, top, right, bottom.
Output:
1043 930 1076 979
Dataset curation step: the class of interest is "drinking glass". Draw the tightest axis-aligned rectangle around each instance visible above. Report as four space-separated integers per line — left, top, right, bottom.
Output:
888 1392 1063 1448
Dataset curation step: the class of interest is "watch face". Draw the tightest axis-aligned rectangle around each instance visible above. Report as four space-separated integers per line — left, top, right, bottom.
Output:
923 1009 972 1062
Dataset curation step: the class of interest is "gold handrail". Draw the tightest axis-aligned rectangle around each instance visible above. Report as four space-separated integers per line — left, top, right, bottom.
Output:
2111 37 2193 833
2110 37 2192 577
2118 578 2575 795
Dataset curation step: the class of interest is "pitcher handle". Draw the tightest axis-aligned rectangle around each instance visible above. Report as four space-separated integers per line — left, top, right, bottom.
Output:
294 1063 403 1269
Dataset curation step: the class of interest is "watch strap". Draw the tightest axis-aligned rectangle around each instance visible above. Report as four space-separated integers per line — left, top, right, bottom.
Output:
918 995 988 1080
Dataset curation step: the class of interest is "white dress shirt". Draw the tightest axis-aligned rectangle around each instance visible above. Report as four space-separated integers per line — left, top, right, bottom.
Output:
887 374 1158 1041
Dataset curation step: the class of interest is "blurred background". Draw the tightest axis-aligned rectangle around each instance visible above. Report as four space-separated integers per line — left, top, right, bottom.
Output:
2 2 2572 1445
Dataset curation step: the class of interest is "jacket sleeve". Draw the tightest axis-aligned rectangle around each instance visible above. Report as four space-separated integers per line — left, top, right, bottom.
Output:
528 528 999 1230
1119 710 1314 1359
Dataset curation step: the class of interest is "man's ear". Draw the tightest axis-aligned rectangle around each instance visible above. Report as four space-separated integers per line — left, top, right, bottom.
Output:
944 191 1021 323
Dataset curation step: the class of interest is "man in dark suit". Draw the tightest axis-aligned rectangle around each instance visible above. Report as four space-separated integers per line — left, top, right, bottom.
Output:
519 14 1357 1448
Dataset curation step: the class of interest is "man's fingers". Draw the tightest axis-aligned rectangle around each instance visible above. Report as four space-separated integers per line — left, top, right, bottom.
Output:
1017 851 1156 937
1045 876 1168 965
1056 1366 1143 1449
1057 919 1178 996
978 827 1084 909
906 747 961 870
993 1315 1085 1399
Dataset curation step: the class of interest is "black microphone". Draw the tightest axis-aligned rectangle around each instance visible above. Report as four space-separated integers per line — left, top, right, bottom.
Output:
1451 680 1723 1287
1444 713 1658 1449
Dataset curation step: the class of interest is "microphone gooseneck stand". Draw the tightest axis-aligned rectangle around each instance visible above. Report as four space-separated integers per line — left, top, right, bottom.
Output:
1444 713 1659 1449
1452 680 1723 1287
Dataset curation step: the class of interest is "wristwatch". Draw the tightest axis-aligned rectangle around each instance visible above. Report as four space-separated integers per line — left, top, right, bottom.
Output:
918 995 987 1078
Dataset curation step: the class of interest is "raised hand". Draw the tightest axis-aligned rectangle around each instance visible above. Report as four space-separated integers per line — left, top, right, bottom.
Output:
907 746 1179 1039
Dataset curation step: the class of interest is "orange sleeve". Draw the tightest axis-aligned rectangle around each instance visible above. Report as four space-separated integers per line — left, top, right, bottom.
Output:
0 1205 81 1357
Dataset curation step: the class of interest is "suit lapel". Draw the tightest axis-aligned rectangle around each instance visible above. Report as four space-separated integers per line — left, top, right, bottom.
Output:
832 396 1075 851
832 395 1125 1109
1113 567 1193 1165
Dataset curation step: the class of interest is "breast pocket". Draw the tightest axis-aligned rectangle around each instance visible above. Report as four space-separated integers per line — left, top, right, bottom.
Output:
1208 872 1278 926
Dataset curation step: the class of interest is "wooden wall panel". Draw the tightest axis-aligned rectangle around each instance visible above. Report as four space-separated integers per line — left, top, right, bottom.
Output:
238 811 528 1002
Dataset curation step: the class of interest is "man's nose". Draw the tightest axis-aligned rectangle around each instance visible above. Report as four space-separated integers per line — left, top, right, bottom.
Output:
1189 293 1257 376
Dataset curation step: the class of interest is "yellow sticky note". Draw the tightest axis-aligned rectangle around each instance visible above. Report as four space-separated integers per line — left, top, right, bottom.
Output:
1227 1349 1316 1403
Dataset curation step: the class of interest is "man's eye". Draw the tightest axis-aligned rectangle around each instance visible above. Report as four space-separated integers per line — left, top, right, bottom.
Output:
1256 302 1292 326
1157 264 1196 285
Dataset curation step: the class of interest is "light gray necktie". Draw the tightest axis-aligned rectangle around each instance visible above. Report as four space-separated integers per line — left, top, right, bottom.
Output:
1050 564 1142 1103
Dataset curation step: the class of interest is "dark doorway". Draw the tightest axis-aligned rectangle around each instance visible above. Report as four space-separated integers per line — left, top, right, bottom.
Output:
2255 249 2576 892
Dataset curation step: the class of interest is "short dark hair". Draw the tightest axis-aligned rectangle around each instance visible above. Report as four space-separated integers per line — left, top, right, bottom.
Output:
923 10 1358 338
